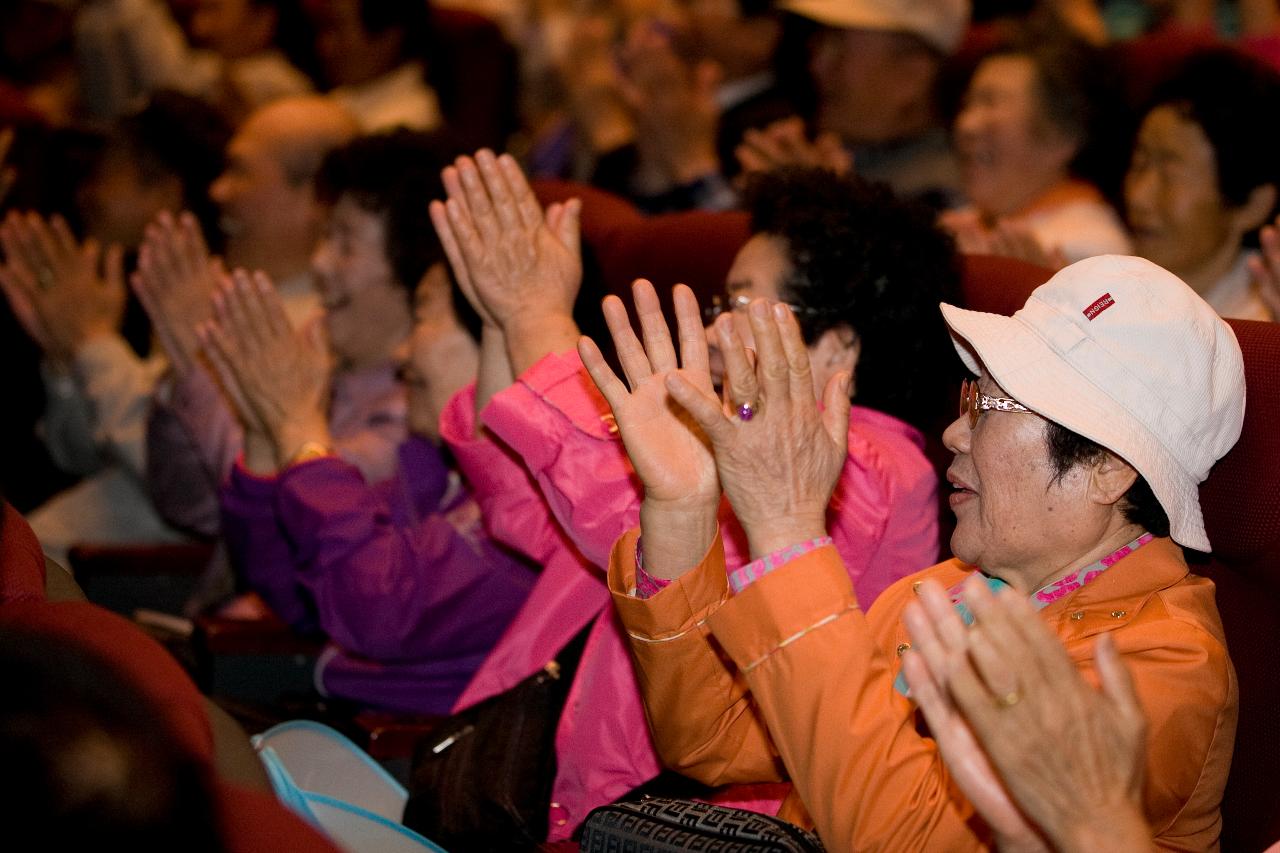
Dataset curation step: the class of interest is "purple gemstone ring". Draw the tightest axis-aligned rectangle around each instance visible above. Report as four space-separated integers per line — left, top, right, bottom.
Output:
737 401 756 422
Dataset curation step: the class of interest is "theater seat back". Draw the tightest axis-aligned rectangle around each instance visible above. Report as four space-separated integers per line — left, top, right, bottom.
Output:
1198 318 1280 851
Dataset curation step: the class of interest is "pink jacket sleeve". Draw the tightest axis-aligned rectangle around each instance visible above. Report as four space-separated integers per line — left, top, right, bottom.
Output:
439 383 577 568
480 351 641 569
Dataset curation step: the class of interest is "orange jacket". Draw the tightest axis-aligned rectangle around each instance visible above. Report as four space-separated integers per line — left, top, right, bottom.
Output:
609 530 1236 852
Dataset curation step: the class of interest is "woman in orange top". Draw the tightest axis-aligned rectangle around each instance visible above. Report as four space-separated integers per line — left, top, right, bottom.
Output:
580 254 1241 850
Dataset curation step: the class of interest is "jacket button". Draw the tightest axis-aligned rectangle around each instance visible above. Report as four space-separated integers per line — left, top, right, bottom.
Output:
896 642 911 656
1111 610 1127 618
600 414 619 435
1070 611 1085 621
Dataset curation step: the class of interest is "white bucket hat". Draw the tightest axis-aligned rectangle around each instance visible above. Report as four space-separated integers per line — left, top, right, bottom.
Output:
778 0 970 54
940 255 1245 552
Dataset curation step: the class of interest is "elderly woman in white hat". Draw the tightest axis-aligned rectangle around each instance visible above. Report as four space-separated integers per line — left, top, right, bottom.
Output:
583 254 1242 850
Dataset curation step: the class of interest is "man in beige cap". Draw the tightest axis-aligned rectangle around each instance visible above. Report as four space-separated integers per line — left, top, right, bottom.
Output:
744 0 968 205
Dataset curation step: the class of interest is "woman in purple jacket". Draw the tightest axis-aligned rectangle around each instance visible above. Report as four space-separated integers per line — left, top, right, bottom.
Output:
204 132 536 715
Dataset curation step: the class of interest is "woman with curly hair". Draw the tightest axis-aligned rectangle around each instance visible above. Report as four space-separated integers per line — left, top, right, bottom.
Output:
430 154 961 838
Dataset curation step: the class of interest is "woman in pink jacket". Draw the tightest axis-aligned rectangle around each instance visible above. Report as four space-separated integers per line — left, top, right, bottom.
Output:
429 153 961 838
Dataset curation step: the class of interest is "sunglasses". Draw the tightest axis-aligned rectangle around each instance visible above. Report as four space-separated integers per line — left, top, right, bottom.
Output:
960 378 1032 429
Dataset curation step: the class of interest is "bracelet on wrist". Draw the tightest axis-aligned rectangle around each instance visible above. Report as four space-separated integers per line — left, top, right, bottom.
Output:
286 440 335 468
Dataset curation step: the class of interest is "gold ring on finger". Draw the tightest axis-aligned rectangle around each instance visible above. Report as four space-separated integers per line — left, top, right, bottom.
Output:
994 689 1022 709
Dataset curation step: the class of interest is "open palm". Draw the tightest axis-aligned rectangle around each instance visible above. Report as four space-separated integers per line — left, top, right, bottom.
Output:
580 280 718 510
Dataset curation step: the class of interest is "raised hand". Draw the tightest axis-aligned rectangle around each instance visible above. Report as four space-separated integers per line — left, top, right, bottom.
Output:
0 211 125 366
940 213 1067 271
616 20 722 190
736 117 853 178
199 269 332 467
430 150 582 375
579 280 720 577
132 211 224 376
902 577 1149 853
664 300 849 560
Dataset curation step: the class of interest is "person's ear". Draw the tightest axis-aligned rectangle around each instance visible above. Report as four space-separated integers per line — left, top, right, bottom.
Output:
1230 182 1277 236
1088 451 1139 508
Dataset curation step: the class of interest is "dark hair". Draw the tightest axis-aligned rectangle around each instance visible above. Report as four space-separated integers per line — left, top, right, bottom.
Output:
113 90 232 244
1043 420 1170 538
0 625 223 851
742 168 961 432
1146 47 1280 233
315 129 480 337
977 29 1129 201
355 0 433 60
316 130 447 291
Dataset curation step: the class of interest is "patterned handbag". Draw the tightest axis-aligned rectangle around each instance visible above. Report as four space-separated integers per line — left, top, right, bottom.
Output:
579 797 826 852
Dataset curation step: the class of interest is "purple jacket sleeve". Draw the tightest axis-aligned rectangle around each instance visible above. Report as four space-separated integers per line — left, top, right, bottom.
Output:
271 439 536 663
148 368 243 537
480 351 641 569
220 463 319 632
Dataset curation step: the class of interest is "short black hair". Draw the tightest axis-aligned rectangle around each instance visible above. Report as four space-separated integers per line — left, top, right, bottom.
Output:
315 129 480 337
978 29 1129 200
742 168 961 432
113 90 231 243
1147 47 1280 215
315 129 454 295
355 0 432 58
0 625 223 851
1043 420 1170 538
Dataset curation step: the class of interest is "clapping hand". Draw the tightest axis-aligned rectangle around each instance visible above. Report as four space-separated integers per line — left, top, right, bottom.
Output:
0 211 125 367
430 150 582 375
901 577 1148 852
616 20 722 189
663 300 850 560
736 117 853 178
940 212 1067 272
198 269 332 470
579 280 720 577
132 211 225 376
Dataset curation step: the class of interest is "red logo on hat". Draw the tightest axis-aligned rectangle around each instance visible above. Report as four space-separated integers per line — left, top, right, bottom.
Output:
1083 293 1115 320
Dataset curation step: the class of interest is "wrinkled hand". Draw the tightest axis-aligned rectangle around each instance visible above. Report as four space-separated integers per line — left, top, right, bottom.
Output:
617 21 722 189
665 300 849 559
0 211 124 365
736 117 852 177
199 269 332 463
941 213 1067 271
902 577 1147 853
1249 217 1280 320
431 149 582 374
431 150 581 328
579 280 720 577
405 263 480 441
133 211 225 376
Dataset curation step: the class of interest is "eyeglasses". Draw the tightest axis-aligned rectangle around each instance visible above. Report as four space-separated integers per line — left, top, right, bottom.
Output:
702 293 823 323
960 378 1032 429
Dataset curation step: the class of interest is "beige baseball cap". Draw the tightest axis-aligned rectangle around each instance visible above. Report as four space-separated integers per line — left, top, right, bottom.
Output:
940 255 1246 553
779 0 970 54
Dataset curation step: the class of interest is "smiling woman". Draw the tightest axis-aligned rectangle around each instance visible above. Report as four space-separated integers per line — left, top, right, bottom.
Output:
1124 48 1280 320
944 31 1131 264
